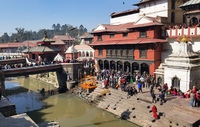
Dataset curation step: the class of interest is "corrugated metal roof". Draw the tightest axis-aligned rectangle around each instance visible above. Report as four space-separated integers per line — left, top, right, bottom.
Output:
180 0 200 7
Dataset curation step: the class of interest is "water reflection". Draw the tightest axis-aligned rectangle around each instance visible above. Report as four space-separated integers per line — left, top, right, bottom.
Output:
6 77 139 127
5 80 21 89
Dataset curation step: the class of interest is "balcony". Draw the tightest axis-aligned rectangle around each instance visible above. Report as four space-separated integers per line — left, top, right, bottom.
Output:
166 26 200 38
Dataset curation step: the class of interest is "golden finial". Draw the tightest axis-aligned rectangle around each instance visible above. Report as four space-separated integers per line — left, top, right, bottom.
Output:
142 13 146 16
181 35 188 43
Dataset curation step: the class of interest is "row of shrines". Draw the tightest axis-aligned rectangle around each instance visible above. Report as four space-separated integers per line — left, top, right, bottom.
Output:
89 0 200 76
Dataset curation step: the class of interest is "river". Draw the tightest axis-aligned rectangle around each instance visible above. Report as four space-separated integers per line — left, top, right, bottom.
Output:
5 77 139 127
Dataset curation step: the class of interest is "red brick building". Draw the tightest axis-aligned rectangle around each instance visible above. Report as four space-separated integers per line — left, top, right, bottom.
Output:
90 15 167 75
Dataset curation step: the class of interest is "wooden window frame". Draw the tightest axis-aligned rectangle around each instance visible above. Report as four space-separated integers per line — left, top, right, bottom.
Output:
140 31 147 38
97 35 102 41
123 33 128 37
98 49 103 56
110 34 114 38
140 49 147 58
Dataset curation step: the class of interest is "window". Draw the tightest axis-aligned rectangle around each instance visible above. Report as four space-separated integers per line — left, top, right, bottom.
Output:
123 33 128 37
98 49 102 56
106 49 110 57
120 49 123 56
122 49 126 57
117 49 121 57
128 49 133 58
97 35 102 41
115 49 117 57
140 30 147 38
172 77 180 88
110 34 114 38
140 49 147 58
183 15 186 23
110 49 113 56
171 12 175 23
171 0 175 10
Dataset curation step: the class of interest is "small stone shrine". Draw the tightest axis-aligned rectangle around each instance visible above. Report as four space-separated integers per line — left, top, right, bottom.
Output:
159 36 200 92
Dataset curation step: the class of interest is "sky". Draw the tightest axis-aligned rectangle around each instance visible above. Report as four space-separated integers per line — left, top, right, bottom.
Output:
0 0 140 36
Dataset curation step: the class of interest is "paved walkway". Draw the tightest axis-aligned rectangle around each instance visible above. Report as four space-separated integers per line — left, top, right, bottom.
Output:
81 80 200 127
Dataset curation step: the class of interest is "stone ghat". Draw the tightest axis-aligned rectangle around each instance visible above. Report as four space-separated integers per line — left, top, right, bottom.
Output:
72 82 200 127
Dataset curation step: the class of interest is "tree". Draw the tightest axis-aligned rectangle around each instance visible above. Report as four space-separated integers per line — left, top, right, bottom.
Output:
1 33 10 42
52 24 56 30
15 27 25 41
56 23 61 31
79 24 85 36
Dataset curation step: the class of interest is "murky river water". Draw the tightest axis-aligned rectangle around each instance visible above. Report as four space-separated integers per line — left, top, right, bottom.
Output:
5 77 139 127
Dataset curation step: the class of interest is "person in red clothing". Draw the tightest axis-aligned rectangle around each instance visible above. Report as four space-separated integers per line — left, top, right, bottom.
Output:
192 86 197 93
151 105 159 119
104 78 108 88
195 91 200 107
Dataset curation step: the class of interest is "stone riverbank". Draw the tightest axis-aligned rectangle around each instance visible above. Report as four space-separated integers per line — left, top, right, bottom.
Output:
72 80 200 127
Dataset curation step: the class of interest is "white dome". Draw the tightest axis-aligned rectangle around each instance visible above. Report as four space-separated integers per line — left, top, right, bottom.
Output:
80 39 86 45
54 53 63 62
65 45 78 53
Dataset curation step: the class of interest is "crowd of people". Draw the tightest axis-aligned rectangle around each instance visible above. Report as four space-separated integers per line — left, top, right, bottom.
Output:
96 68 200 108
96 68 156 98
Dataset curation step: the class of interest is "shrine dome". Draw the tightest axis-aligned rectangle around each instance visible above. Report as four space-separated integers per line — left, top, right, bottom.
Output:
65 45 78 53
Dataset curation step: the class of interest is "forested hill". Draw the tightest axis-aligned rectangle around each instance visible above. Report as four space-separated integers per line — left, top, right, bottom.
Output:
0 23 88 43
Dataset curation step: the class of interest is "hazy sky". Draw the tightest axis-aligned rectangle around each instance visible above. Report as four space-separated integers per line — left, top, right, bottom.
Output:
0 0 140 36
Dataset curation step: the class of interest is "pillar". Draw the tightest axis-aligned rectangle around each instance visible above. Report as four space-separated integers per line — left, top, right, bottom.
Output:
122 62 124 72
115 63 117 71
139 64 141 76
0 72 5 96
130 65 132 74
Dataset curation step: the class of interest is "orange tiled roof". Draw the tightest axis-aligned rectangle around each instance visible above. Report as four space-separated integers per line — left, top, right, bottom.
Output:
90 38 167 46
90 22 135 34
0 42 23 48
91 16 163 34
128 22 163 29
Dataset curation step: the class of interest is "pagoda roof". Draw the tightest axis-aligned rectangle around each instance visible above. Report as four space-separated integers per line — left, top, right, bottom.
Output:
180 0 200 8
79 33 93 39
53 35 75 41
22 46 61 53
37 37 55 43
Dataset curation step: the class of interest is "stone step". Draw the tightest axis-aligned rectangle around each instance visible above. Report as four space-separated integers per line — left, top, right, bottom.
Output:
164 109 199 127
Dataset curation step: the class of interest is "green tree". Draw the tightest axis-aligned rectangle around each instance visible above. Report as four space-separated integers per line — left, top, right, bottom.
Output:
1 33 10 42
52 24 56 30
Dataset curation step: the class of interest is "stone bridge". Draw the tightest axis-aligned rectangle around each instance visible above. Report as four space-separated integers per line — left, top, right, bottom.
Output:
0 61 84 94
